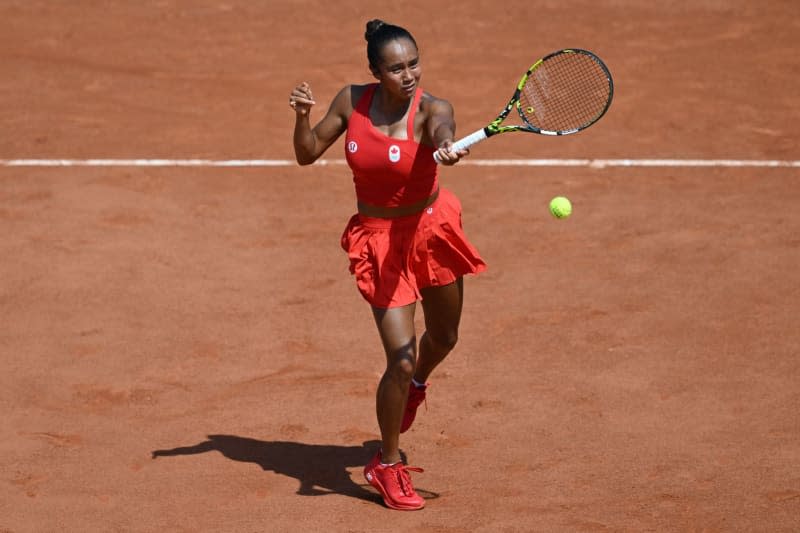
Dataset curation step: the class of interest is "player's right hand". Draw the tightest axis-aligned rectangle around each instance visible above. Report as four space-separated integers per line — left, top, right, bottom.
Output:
289 82 316 116
434 140 469 166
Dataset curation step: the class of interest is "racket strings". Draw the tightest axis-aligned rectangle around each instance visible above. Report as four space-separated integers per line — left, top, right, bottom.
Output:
520 52 611 132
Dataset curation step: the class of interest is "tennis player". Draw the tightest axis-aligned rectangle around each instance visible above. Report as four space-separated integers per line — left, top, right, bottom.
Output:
289 19 486 510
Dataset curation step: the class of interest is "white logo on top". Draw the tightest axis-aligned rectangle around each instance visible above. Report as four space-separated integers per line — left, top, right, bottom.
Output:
388 144 401 163
347 141 358 153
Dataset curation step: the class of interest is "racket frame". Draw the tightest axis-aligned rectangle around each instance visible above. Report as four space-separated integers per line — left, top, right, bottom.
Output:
436 48 614 160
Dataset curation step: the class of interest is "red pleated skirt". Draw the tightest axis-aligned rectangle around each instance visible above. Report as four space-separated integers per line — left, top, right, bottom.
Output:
340 188 486 308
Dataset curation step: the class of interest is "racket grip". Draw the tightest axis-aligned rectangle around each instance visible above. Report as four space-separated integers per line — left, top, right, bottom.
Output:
433 128 488 163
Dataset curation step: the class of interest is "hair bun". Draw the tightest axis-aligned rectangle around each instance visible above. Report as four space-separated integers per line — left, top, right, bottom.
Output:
364 19 386 41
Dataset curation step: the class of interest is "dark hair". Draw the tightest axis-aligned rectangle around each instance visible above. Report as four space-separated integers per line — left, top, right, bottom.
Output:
364 19 418 69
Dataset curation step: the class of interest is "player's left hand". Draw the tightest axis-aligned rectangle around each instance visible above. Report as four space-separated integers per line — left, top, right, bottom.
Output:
289 81 316 117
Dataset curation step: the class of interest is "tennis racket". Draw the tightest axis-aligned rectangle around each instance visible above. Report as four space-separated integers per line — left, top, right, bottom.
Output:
434 48 613 162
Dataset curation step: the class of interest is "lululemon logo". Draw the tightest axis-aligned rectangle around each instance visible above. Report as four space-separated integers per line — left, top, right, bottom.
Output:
347 141 358 153
388 144 401 163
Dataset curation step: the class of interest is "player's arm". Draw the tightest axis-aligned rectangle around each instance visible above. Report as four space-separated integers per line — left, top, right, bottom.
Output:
291 83 351 165
424 96 469 166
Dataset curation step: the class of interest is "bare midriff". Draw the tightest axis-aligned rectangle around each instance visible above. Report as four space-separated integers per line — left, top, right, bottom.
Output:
357 188 439 219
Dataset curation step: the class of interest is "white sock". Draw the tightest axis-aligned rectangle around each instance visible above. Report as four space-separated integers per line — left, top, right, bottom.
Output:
411 378 427 389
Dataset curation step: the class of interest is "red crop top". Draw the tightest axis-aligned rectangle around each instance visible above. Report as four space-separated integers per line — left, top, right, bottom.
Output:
344 84 439 207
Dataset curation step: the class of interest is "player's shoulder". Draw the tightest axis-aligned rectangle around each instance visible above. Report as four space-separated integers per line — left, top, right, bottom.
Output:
326 84 369 117
420 90 445 105
420 91 454 114
331 83 373 111
348 83 374 104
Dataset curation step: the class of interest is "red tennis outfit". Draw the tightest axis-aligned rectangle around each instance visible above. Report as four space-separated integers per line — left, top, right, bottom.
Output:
340 84 486 308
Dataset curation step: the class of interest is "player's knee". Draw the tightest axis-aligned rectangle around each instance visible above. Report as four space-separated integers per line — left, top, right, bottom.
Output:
428 329 458 353
393 356 415 378
385 341 416 379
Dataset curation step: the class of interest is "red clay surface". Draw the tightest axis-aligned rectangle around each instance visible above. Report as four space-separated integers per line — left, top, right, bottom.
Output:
1 1 799 531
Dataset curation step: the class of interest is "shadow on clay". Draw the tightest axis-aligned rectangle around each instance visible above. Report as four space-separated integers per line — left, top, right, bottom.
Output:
151 434 438 504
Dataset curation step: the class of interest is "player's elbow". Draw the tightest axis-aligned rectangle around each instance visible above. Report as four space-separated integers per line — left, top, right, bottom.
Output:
292 138 319 165
295 153 317 166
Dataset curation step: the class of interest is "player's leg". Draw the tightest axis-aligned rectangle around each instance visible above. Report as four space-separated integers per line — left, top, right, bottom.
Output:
416 277 464 382
365 302 427 511
371 302 417 464
396 278 463 433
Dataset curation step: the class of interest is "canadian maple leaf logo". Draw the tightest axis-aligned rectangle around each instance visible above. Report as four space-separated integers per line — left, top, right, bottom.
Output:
388 145 401 163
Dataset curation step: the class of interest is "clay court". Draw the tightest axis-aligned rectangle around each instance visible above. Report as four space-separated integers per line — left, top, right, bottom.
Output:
1 1 798 531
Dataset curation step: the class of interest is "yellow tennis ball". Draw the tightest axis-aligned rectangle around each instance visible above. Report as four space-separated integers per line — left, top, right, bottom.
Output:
549 196 572 218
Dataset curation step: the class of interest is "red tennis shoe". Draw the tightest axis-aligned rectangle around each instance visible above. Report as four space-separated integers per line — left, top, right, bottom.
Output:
400 382 428 433
363 452 425 510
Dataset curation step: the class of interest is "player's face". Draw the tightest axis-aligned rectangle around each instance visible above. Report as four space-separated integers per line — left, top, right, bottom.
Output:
373 38 421 99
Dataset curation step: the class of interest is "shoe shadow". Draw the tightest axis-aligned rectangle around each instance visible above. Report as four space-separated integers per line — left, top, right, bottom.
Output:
151 434 438 503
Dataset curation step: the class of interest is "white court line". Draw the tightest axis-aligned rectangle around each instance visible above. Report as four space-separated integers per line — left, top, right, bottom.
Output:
0 158 799 168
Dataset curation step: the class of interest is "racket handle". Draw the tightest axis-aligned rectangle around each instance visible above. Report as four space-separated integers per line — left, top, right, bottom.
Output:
433 128 488 163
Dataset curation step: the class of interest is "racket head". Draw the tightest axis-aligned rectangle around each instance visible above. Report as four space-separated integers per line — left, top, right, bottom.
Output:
516 49 614 135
